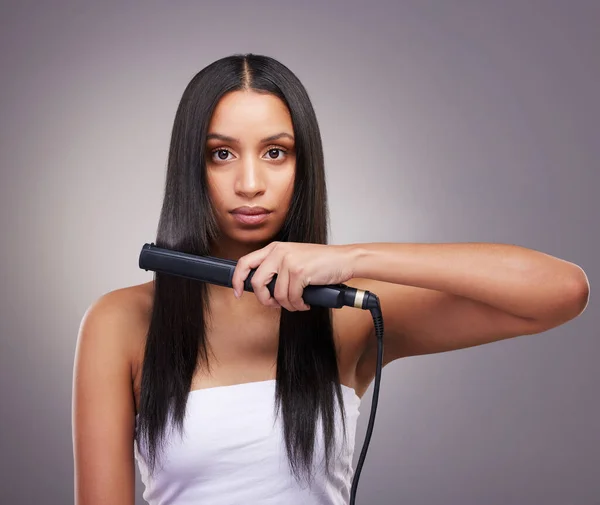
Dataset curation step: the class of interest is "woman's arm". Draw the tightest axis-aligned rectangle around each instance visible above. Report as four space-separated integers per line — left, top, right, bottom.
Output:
72 291 138 505
230 240 588 359
349 242 589 366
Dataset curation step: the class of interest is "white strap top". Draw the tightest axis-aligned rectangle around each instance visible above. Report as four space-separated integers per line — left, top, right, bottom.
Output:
134 379 362 505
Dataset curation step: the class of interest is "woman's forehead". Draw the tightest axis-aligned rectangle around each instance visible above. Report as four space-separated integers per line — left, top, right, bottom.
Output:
207 90 293 141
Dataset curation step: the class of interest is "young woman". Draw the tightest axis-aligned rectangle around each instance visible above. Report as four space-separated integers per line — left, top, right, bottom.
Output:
72 53 590 505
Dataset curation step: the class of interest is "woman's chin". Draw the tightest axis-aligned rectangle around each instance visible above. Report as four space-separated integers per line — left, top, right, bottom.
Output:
218 229 279 250
233 225 282 240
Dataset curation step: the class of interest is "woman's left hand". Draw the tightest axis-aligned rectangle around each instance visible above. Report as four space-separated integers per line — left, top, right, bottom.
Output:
231 241 357 311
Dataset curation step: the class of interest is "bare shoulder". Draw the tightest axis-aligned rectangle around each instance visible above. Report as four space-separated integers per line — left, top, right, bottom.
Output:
73 281 153 416
78 282 152 366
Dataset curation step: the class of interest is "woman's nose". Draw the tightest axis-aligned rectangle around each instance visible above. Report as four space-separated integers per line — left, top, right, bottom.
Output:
234 157 266 197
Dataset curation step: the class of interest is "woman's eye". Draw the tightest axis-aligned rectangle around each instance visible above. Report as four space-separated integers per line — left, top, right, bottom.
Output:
265 148 285 160
212 149 232 161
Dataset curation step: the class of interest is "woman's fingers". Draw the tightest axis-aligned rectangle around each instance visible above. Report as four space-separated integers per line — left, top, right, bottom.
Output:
288 268 310 311
273 267 291 310
231 242 278 297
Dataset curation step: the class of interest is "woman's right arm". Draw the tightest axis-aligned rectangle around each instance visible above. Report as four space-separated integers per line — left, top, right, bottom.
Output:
72 291 138 505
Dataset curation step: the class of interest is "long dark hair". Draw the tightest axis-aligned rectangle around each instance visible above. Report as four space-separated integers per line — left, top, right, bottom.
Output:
135 53 348 485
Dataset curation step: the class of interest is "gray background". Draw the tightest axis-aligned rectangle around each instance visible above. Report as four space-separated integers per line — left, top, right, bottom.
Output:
0 1 597 504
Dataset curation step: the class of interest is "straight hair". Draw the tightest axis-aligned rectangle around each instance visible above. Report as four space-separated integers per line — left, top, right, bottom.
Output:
135 53 348 485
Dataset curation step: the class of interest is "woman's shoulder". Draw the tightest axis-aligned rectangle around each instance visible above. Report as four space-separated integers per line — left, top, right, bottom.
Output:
80 281 154 384
87 281 153 336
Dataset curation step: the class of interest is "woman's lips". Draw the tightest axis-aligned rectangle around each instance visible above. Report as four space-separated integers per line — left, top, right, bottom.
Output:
231 211 270 225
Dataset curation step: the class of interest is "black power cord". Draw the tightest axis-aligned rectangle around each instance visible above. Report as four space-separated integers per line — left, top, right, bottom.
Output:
139 243 384 504
349 297 383 505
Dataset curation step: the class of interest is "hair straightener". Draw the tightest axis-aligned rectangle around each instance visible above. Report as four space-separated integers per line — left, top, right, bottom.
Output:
139 242 384 505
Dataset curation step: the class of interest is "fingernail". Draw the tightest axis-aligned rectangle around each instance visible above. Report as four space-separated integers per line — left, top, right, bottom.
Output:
234 289 240 298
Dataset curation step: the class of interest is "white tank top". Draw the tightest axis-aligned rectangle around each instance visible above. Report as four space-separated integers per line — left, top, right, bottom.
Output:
134 379 362 505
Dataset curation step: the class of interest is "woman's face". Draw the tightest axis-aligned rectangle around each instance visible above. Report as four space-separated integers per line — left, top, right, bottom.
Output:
205 90 296 256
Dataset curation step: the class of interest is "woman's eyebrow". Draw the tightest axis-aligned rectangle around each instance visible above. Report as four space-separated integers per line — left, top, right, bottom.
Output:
206 132 294 143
